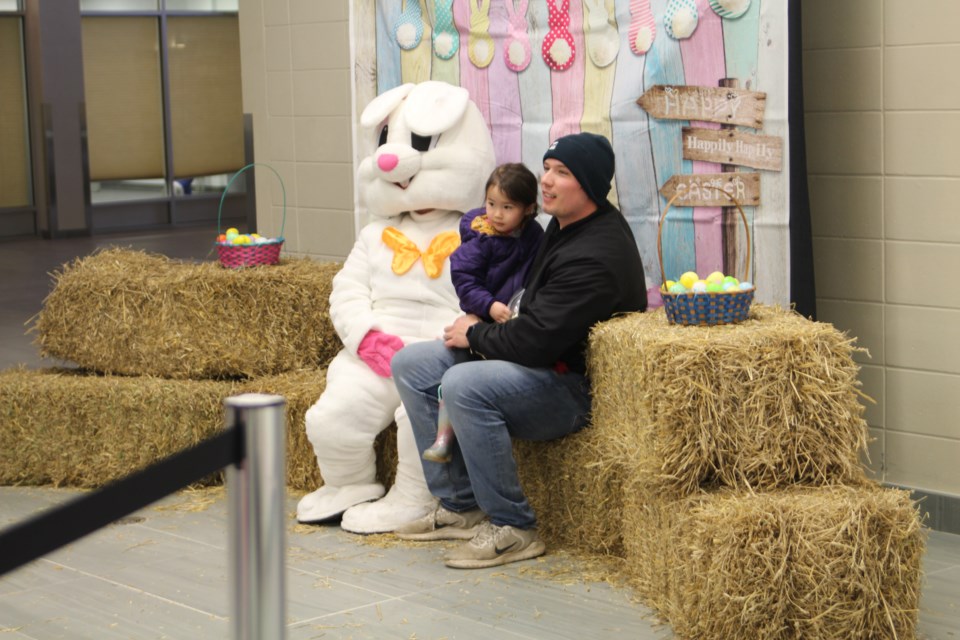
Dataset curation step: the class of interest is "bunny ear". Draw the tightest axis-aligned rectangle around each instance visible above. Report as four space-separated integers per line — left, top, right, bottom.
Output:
360 83 416 129
402 81 470 136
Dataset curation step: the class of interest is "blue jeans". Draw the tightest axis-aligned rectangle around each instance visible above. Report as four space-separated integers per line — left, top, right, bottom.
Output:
392 340 592 529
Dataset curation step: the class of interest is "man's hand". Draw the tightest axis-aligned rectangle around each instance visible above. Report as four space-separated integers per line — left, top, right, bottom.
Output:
443 314 481 349
489 301 512 324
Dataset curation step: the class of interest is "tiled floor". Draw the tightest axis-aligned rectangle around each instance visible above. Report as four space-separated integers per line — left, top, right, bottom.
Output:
1 227 959 639
0 487 671 640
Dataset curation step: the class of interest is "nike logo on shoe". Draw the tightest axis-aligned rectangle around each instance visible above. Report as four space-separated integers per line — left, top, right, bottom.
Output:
494 542 519 555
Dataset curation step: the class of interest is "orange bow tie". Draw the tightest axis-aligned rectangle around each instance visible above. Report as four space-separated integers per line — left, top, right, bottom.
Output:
381 227 461 278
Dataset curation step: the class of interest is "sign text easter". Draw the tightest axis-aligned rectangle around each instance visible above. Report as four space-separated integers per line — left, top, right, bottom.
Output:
660 172 761 207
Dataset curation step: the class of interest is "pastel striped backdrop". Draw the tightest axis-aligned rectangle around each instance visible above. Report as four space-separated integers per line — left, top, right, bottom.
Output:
352 0 790 305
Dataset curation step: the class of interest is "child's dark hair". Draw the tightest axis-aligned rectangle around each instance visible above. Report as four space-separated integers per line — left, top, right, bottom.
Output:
486 163 539 217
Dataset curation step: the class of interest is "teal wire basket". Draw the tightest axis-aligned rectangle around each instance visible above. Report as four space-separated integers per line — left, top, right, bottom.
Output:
215 163 286 269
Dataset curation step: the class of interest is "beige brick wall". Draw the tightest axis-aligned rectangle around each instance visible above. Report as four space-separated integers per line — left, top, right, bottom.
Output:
804 0 960 495
238 0 355 261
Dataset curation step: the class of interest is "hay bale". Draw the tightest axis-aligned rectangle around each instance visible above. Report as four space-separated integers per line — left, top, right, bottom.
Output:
238 369 399 493
238 368 325 492
514 431 626 556
0 366 400 494
0 367 236 487
32 248 342 380
588 305 870 497
624 484 924 640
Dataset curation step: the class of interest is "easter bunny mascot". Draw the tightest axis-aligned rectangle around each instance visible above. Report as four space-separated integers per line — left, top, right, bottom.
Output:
296 81 496 534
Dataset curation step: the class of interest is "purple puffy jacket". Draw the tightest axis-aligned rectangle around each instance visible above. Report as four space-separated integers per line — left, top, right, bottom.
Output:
450 207 544 321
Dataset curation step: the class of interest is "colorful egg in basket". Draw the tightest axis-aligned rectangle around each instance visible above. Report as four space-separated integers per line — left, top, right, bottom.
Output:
658 192 755 326
215 163 286 268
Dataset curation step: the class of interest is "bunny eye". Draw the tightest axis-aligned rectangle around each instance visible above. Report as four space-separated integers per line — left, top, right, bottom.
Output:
410 133 436 152
377 125 389 147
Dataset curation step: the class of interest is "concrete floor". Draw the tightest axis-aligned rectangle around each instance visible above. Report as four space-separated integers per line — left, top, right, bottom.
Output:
1 226 958 638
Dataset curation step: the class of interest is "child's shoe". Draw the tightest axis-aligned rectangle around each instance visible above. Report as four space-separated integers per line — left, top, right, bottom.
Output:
423 387 455 463
423 427 454 462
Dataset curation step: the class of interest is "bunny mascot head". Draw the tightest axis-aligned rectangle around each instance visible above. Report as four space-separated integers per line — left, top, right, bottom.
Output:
297 81 496 534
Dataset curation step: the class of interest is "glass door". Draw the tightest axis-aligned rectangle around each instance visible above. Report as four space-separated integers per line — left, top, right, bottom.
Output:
0 6 34 238
79 0 246 231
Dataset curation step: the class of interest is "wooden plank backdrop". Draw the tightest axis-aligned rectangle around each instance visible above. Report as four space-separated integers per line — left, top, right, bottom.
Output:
547 0 586 143
754 3 789 303
678 0 726 281
610 0 658 293
645 0 693 297
351 0 790 306
375 2 402 92
428 0 461 85
400 0 433 84
456 0 492 125
721 0 761 283
580 0 620 206
517 0 553 186
488 0 524 162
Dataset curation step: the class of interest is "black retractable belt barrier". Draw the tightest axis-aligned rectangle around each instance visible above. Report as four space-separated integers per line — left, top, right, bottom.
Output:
0 427 243 576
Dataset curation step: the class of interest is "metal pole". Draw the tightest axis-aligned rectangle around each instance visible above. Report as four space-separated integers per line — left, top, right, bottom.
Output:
225 393 287 640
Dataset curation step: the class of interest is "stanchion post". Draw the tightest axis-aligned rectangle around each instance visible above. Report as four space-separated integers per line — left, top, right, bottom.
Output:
225 393 287 640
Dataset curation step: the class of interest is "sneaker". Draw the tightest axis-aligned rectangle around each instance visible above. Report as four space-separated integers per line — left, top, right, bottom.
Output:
395 504 487 541
444 521 546 569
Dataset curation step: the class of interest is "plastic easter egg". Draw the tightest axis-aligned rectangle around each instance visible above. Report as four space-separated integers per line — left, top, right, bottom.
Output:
706 281 723 293
216 234 227 243
722 281 739 292
668 282 688 294
226 227 239 236
679 271 699 290
723 275 739 287
706 271 725 285
692 280 708 293
661 279 676 292
738 281 754 291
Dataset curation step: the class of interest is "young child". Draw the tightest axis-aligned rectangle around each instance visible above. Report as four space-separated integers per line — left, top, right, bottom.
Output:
423 163 544 462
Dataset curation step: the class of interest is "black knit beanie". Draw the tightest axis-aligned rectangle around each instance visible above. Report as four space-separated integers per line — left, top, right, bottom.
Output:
542 132 615 206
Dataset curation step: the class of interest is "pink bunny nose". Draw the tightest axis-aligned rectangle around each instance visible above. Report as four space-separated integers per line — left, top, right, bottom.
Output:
377 153 399 172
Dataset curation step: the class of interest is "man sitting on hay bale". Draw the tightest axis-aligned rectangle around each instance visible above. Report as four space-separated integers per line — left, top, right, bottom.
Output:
295 81 496 533
392 133 648 568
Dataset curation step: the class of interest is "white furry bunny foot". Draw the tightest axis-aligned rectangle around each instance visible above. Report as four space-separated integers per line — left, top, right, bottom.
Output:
296 483 385 524
340 486 438 534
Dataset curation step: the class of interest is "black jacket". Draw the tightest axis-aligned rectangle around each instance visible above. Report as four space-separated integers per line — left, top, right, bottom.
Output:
467 201 647 375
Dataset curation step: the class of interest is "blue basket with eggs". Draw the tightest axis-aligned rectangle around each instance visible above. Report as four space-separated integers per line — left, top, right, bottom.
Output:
657 191 755 326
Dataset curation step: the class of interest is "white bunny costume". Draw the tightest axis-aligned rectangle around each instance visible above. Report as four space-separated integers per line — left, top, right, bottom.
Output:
297 81 496 534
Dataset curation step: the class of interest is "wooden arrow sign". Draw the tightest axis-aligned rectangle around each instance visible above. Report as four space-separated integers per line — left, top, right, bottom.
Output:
637 84 767 129
682 127 783 171
660 172 761 207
